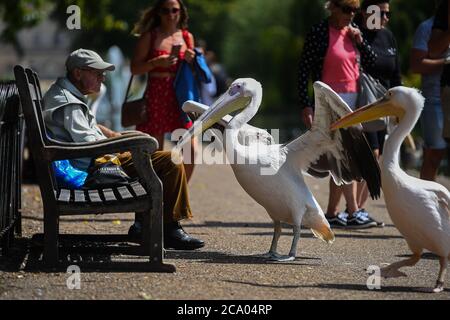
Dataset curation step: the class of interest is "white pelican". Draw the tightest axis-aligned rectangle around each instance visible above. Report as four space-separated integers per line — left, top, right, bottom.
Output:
177 79 381 261
331 87 450 293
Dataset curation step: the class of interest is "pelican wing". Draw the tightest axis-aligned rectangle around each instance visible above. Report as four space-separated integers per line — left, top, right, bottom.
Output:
422 181 450 213
285 82 381 199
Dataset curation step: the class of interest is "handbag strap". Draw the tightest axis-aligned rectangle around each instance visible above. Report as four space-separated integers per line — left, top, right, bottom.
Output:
182 29 193 49
123 76 134 104
124 31 158 104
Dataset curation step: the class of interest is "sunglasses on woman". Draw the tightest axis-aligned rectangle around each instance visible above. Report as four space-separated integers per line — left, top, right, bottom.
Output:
160 7 180 15
380 11 391 19
335 2 360 14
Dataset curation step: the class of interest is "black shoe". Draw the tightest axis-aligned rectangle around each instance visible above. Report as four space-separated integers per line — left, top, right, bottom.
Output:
128 222 142 241
164 222 205 250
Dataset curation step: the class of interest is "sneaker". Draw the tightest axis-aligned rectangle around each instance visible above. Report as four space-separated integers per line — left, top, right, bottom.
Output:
326 212 348 228
357 208 385 227
346 211 377 229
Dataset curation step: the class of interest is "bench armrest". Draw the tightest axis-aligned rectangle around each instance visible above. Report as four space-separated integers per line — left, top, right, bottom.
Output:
44 134 160 161
120 130 144 135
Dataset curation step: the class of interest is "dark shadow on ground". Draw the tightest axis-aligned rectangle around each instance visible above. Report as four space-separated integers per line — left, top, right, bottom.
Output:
397 252 442 260
243 231 404 240
302 283 449 294
188 221 398 230
22 215 135 223
166 250 322 267
0 235 175 273
0 238 29 272
223 279 305 289
0 235 321 273
222 280 449 293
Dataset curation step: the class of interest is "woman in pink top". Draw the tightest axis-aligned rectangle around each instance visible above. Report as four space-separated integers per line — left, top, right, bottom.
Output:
131 0 197 182
298 0 379 229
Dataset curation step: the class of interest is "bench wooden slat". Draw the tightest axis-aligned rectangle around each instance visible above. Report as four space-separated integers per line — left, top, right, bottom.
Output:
58 189 71 202
87 190 102 203
117 186 133 200
74 190 86 203
102 188 116 202
130 182 147 197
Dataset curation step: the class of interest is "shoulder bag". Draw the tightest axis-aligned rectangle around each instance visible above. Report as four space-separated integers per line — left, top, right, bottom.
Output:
121 75 148 127
355 43 388 132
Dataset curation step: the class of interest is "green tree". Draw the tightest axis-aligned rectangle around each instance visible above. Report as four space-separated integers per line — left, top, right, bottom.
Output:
1 0 440 127
222 0 325 130
0 0 49 55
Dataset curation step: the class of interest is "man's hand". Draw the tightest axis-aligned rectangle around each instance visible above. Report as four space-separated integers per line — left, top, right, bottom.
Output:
302 107 314 129
98 124 121 138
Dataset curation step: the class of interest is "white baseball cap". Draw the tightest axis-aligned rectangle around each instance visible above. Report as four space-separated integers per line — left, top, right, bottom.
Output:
66 49 115 72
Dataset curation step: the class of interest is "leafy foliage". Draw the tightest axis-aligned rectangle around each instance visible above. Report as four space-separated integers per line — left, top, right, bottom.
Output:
0 0 440 128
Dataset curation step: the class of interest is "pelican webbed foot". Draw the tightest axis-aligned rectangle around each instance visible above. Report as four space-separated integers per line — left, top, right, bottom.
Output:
261 251 279 259
269 254 296 262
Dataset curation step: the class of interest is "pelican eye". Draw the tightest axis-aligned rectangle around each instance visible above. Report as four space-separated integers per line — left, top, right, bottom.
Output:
229 84 242 96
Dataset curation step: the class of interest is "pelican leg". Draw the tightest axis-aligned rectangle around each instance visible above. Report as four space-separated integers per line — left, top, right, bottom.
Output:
433 256 448 293
289 225 301 257
261 221 282 259
381 253 421 278
270 225 300 262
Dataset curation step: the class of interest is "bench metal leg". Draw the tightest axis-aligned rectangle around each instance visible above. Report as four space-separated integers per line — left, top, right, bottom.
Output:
135 211 149 249
44 208 59 266
15 209 22 237
149 205 163 264
135 210 175 273
1 230 11 256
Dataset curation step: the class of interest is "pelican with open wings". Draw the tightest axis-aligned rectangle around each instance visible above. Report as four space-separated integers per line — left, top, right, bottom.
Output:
332 87 450 293
176 79 381 261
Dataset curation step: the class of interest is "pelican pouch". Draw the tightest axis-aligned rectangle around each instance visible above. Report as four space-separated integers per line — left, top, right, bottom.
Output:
83 154 133 189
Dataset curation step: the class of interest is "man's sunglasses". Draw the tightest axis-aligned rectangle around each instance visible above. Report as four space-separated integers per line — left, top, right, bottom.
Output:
335 2 360 14
380 11 391 19
79 68 106 77
160 7 180 15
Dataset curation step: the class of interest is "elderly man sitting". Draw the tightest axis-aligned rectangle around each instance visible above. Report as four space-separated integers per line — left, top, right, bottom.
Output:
42 48 204 250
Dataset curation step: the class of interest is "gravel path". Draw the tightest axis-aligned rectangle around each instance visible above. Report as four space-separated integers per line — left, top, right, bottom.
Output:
1 159 449 300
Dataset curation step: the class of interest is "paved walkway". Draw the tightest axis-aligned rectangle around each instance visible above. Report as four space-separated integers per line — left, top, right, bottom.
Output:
0 159 449 300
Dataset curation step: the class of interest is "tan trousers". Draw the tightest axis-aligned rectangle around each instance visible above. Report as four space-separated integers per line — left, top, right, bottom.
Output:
118 151 193 223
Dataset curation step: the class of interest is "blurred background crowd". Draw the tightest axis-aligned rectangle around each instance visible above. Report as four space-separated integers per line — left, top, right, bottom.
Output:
0 0 443 172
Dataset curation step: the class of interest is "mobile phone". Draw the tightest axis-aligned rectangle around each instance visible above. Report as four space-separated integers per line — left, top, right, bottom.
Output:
170 44 182 58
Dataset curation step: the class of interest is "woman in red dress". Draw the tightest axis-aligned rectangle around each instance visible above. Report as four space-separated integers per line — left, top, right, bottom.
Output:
131 0 197 181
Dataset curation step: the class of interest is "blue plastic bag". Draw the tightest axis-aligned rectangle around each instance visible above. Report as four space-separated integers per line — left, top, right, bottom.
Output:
174 48 213 123
174 62 200 105
52 160 88 189
193 48 213 84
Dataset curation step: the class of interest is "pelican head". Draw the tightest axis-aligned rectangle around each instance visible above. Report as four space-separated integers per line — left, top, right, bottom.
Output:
177 78 262 148
330 87 425 131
